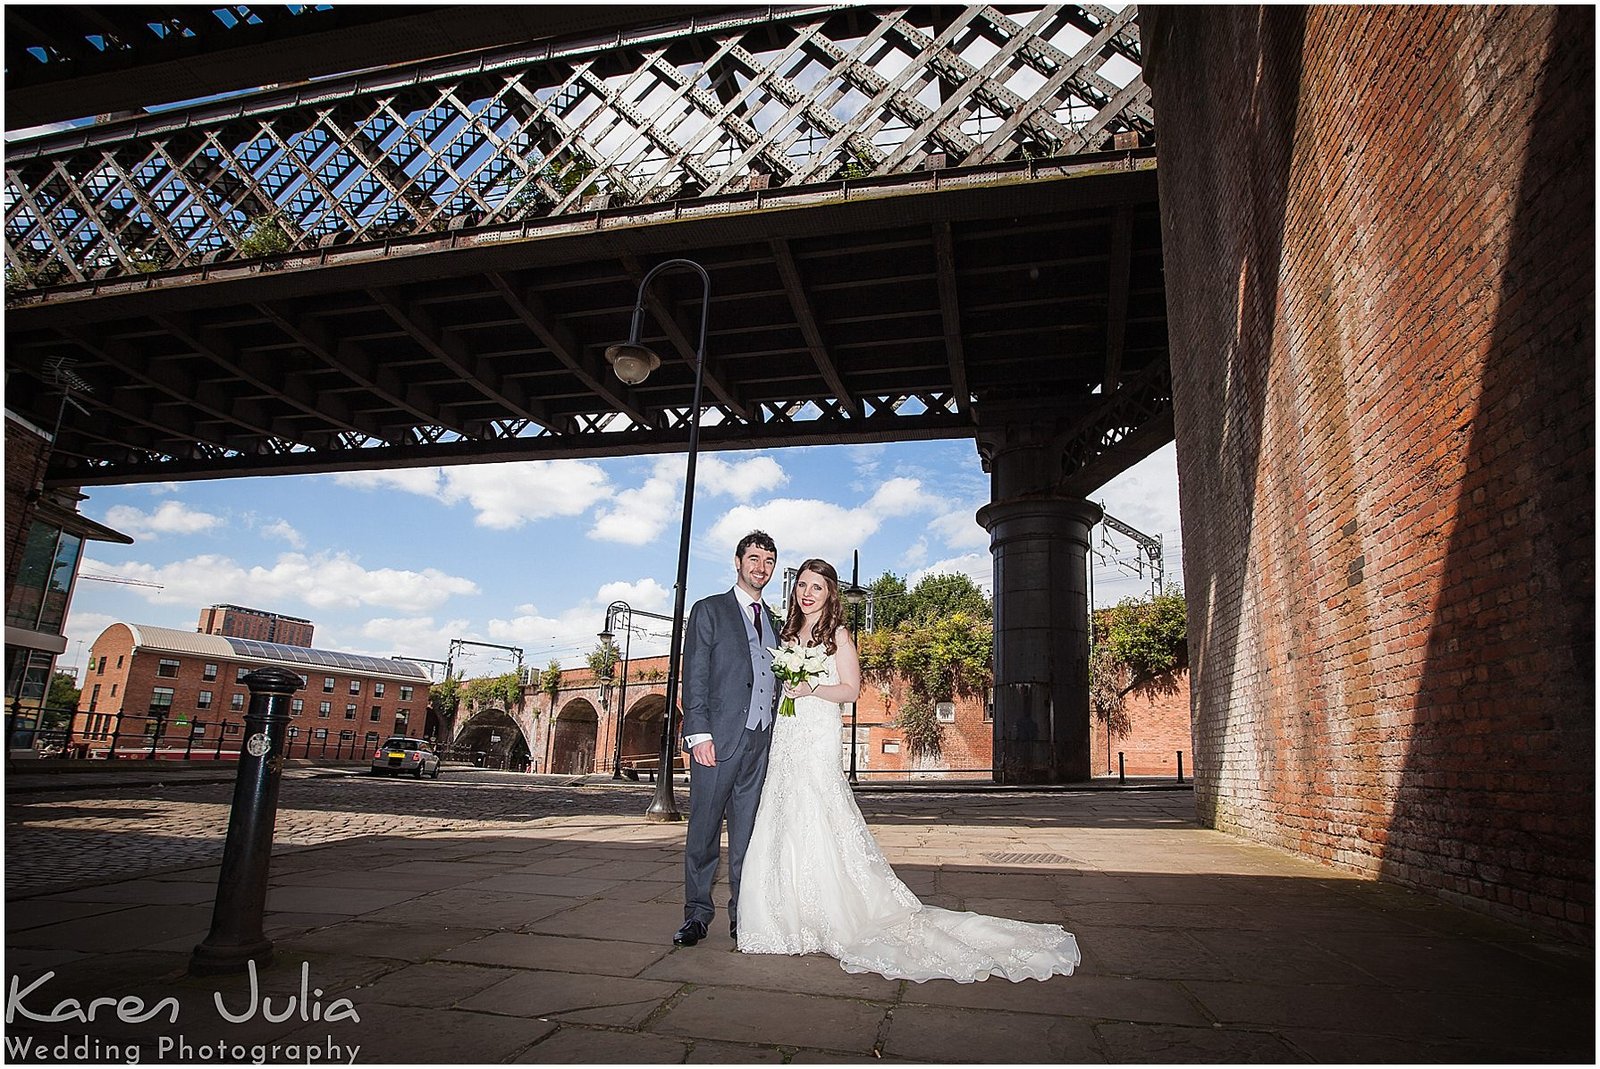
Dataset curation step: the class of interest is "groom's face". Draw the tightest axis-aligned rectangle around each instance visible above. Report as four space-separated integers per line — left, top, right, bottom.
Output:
735 545 776 595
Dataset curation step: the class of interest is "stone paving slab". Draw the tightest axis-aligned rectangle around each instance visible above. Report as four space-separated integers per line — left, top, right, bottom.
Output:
3 773 1592 1064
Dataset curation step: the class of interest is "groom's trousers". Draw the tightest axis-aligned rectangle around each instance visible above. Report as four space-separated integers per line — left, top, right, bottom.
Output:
684 724 772 927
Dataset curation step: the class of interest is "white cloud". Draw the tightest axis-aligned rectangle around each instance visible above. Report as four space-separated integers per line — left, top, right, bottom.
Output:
930 505 989 551
440 461 611 530
709 499 880 571
101 500 222 540
78 552 477 614
590 454 787 545
596 578 672 615
865 477 939 517
1093 441 1182 545
332 461 612 530
259 519 305 549
353 616 472 661
332 468 443 496
697 455 787 501
909 553 992 592
589 457 680 545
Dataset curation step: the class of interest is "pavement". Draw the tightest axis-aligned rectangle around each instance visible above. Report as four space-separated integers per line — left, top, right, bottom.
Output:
3 764 1593 1064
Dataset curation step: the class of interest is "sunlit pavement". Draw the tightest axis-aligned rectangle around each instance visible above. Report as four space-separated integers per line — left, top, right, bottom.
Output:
4 766 1592 1064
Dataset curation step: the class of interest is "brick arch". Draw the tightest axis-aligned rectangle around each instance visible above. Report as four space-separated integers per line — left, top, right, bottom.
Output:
618 692 667 764
550 697 599 776
453 706 534 771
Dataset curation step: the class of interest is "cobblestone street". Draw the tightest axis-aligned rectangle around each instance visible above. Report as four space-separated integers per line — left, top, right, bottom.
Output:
4 768 663 898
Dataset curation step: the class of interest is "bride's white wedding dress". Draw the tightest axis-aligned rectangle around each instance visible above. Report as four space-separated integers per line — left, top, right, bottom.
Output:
737 651 1080 983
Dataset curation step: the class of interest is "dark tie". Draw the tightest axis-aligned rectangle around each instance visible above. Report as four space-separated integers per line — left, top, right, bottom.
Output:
751 602 762 641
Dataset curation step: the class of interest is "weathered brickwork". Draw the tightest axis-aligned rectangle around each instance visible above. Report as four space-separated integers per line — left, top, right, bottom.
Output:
1144 7 1593 936
1089 670 1194 779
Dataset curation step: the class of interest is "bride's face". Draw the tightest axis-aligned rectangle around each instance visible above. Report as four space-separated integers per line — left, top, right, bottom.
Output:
792 570 831 618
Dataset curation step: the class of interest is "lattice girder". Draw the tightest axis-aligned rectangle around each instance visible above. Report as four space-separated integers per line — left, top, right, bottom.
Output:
6 5 1150 291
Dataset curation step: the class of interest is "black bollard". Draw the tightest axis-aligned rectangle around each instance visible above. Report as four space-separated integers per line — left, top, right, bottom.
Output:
1176 751 1184 783
189 666 301 976
1117 751 1125 785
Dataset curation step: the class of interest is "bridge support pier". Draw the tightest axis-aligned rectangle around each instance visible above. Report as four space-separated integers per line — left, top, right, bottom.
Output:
978 496 1101 784
976 401 1103 784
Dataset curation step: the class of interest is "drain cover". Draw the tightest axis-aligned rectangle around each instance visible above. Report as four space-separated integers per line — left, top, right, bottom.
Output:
982 851 1074 865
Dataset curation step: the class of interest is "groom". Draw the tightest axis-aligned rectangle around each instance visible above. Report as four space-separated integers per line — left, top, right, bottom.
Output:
673 530 781 947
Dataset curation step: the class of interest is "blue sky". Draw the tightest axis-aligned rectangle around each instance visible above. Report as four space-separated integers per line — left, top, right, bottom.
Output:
65 439 1183 682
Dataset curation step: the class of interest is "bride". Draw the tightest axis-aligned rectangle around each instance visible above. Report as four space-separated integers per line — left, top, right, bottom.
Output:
736 558 1081 983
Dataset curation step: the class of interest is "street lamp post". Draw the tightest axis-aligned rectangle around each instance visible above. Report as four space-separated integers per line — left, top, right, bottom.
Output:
605 257 712 823
598 601 678 780
840 550 869 785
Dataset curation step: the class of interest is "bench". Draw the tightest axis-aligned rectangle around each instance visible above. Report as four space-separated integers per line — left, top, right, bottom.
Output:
619 752 687 781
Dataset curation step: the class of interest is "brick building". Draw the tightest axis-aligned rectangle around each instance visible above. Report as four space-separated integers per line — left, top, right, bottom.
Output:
75 622 431 759
197 604 314 647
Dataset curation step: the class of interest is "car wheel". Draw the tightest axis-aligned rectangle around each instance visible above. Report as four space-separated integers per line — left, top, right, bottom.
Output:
413 765 424 779
430 764 441 779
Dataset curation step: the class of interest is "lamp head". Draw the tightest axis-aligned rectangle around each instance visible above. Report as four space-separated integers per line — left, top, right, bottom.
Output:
604 342 662 385
841 583 868 605
597 628 614 643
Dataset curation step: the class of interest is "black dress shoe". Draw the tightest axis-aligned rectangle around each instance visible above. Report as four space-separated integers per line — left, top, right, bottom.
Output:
673 919 708 947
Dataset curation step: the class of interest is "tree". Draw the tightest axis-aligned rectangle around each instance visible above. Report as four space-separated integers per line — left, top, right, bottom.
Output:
42 672 79 730
904 571 991 623
866 572 909 630
1090 588 1188 735
461 671 522 710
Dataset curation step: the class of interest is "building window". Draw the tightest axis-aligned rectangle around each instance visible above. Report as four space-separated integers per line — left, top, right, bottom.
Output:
150 687 175 714
365 731 379 746
882 740 900 754
345 703 357 720
395 710 409 728
323 677 335 693
236 667 249 683
231 693 245 711
314 728 328 740
197 690 213 709
116 655 124 668
109 683 117 697
191 721 208 738
319 702 331 718
935 702 956 723
204 663 218 681
369 705 381 722
89 683 101 710
97 656 106 674
224 723 242 736
157 658 180 678
400 686 413 701
291 698 304 717
287 726 299 740
348 680 361 695
5 521 82 635
373 682 385 697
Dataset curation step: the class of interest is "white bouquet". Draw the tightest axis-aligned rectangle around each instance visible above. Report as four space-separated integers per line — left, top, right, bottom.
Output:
769 642 830 716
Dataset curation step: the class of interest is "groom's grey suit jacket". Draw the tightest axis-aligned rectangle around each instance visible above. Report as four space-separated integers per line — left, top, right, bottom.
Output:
681 590 780 759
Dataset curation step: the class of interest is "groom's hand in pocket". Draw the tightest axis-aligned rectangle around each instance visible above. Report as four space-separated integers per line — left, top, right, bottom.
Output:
690 739 717 767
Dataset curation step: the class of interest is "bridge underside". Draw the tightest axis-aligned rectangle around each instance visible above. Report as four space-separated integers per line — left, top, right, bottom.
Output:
8 155 1168 489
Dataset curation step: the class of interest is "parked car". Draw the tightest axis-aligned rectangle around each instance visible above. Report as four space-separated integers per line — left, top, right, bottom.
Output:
370 736 441 779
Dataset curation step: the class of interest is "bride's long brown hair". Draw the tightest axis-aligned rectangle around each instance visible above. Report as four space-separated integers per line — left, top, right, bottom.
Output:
780 558 845 654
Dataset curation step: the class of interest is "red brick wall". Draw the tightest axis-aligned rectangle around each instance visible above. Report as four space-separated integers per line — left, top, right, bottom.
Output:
1089 670 1193 779
1144 8 1593 936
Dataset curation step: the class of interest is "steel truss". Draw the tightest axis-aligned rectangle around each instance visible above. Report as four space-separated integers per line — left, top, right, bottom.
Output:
6 5 1149 291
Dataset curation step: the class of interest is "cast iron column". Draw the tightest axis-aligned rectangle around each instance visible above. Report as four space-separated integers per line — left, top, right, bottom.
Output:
976 399 1102 784
977 496 1100 783
189 666 300 975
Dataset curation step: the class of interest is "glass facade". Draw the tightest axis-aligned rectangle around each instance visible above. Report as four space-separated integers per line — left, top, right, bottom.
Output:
5 522 82 635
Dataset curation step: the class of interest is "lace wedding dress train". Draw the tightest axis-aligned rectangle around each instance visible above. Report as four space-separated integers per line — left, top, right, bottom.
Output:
737 653 1080 983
